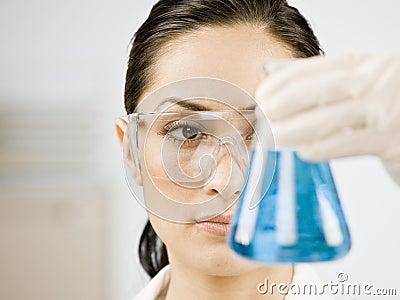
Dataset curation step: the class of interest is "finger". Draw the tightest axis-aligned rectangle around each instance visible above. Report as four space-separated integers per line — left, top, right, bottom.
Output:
271 99 366 147
256 53 365 119
295 128 376 161
261 70 360 121
257 53 363 98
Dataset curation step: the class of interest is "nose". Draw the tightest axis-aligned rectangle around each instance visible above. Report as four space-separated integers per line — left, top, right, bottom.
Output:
204 137 245 201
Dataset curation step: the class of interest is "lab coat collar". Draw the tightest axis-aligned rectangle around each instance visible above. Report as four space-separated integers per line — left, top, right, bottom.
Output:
133 264 336 300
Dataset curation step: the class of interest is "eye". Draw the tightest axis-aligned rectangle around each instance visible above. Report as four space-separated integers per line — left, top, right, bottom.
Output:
164 121 206 142
238 126 255 141
245 128 255 140
170 125 201 140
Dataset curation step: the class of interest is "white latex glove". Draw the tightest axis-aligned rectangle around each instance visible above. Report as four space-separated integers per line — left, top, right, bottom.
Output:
256 53 400 184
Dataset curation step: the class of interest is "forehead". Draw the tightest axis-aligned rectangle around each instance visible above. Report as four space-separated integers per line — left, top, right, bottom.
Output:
135 77 257 113
145 25 293 101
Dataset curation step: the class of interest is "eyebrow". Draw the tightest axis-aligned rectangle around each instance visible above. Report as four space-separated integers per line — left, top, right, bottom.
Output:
157 97 256 111
176 101 212 111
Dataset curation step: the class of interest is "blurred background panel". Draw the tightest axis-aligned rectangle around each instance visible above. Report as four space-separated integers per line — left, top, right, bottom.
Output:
0 188 107 300
0 0 153 299
0 1 399 300
0 101 107 299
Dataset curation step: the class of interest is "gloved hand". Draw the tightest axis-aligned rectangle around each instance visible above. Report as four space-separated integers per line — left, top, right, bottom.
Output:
256 53 400 184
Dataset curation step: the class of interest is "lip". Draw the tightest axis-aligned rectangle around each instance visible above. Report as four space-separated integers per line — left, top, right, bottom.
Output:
195 214 232 236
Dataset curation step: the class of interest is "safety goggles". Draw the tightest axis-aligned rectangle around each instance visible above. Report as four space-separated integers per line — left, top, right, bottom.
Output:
125 109 256 187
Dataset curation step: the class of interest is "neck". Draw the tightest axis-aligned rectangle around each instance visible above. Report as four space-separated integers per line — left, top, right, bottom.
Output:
165 255 294 300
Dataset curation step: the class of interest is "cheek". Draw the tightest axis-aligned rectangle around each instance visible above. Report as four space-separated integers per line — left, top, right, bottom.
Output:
148 214 216 257
148 215 194 250
141 135 211 204
142 134 164 176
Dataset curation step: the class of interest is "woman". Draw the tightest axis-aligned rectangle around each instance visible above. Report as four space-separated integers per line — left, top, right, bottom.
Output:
115 0 333 299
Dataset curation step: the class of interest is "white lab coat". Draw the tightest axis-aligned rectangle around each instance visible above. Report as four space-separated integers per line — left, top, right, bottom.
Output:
133 264 336 300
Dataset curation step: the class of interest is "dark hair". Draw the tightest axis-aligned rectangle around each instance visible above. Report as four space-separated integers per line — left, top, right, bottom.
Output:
125 0 323 278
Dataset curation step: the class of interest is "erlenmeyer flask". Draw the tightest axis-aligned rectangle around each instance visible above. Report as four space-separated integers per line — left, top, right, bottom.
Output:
228 148 351 263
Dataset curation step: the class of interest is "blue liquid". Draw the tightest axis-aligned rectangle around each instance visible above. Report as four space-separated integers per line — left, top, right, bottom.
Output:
228 150 351 263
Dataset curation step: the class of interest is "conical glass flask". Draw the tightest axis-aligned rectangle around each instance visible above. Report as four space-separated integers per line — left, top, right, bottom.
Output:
228 147 351 263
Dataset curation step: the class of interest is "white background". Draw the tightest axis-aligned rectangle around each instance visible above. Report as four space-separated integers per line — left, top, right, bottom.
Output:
0 1 399 299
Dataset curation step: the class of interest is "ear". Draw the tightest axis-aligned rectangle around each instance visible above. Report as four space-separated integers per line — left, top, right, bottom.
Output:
115 118 143 186
115 118 127 147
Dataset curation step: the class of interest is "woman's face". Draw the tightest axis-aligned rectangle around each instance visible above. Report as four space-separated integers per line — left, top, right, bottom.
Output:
132 25 293 276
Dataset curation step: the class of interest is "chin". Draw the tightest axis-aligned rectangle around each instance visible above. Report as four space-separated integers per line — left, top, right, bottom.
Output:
193 243 260 276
